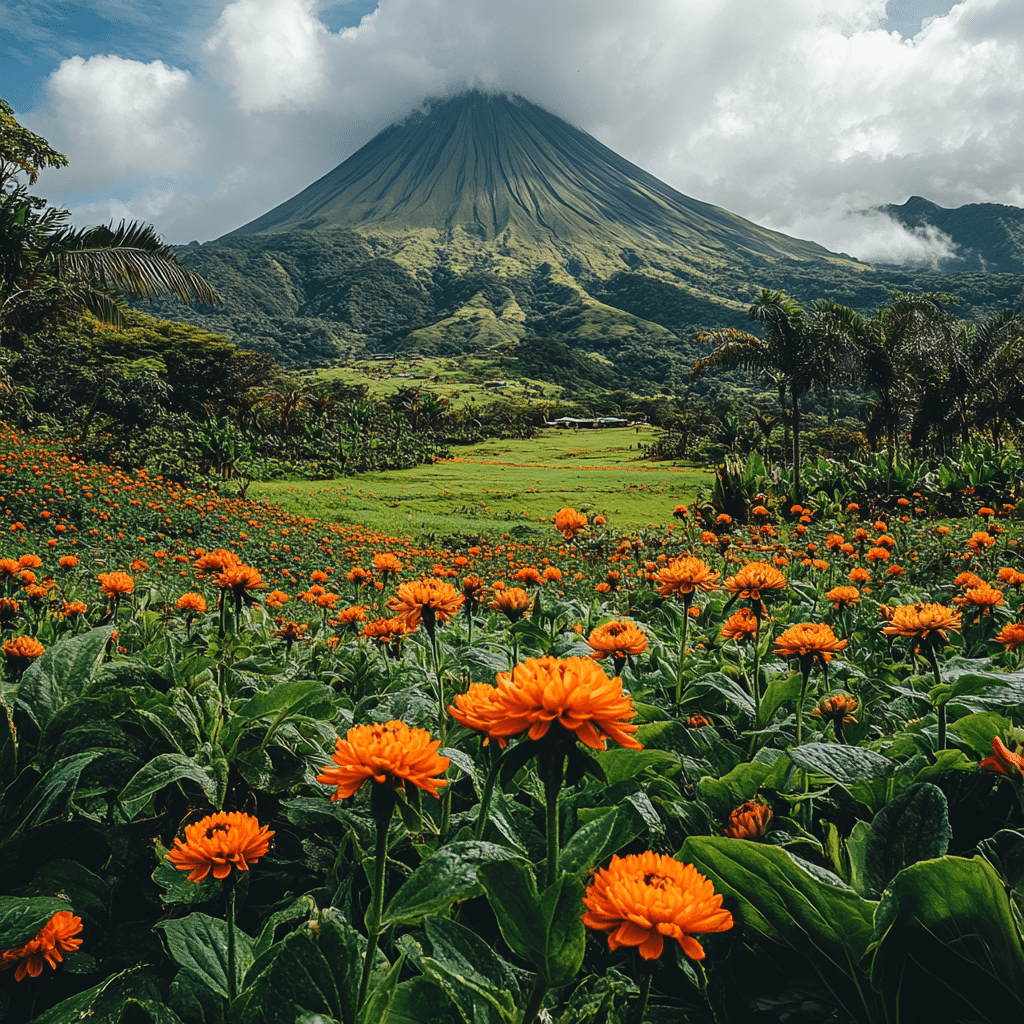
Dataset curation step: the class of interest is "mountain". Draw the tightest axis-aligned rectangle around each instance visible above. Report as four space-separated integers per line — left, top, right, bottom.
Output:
876 196 1024 274
147 92 1024 388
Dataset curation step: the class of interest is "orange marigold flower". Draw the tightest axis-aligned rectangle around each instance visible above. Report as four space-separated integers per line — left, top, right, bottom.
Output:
60 600 88 619
273 620 310 642
881 603 962 646
813 693 859 724
827 586 861 610
176 593 208 615
995 622 1024 651
489 586 532 622
656 556 719 599
997 567 1024 589
514 566 544 587
774 623 847 662
0 597 19 623
165 811 274 883
448 682 511 747
0 558 22 582
265 589 290 609
587 621 648 661
581 851 733 961
17 554 42 569
719 607 759 642
387 577 463 631
953 583 1003 612
194 548 241 575
3 635 45 663
58 555 78 569
723 800 773 840
216 565 264 593
724 562 787 601
979 735 1024 775
0 910 83 982
317 720 450 800
542 566 563 582
98 571 134 597
553 507 588 540
450 656 642 751
848 567 871 584
687 714 712 729
361 616 415 644
954 571 985 590
334 604 368 626
373 552 404 574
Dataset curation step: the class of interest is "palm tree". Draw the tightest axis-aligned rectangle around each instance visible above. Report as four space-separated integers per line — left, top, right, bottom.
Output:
812 293 954 464
692 289 852 501
1 99 217 339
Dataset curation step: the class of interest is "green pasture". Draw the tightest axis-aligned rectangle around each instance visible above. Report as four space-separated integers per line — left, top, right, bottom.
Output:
251 425 712 540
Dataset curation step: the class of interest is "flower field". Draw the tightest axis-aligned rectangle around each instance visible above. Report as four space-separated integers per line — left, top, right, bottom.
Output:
3 422 1024 1024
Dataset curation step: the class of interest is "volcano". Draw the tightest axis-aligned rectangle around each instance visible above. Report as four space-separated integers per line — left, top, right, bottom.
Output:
160 92 922 380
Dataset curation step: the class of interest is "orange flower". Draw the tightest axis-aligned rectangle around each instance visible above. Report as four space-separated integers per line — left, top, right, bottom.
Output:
194 548 242 575
317 720 450 800
3 635 45 664
0 559 21 582
273 621 310 642
979 735 1024 775
165 811 274 883
719 607 759 642
373 552 404 575
995 622 1024 651
774 623 847 663
553 507 588 540
581 851 733 961
387 577 463 631
60 600 88 620
953 583 1003 613
448 682 511 747
334 604 368 627
587 621 648 661
265 589 291 609
176 593 208 615
656 556 720 599
98 571 134 597
489 586 532 622
216 565 264 593
450 656 642 752
954 571 985 590
813 693 858 723
881 603 962 646
827 586 861 610
997 567 1024 589
0 910 83 982
687 714 712 729
724 562 787 601
723 800 773 840
58 555 78 569
513 566 544 587
0 597 19 623
542 566 563 582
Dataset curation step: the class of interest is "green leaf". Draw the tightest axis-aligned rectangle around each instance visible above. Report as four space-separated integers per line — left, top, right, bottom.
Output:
155 912 253 999
381 841 523 928
862 782 950 898
231 679 330 724
119 753 221 819
357 956 404 1024
0 894 73 948
681 836 880 1022
377 979 460 1024
697 759 776 819
253 894 318 959
756 673 802 728
978 829 1024 896
869 856 1024 1020
478 862 586 988
591 748 678 786
788 742 893 784
949 710 1010 757
14 626 114 728
32 967 164 1024
415 916 521 1023
152 848 223 905
32 859 111 931
12 750 106 835
559 798 647 877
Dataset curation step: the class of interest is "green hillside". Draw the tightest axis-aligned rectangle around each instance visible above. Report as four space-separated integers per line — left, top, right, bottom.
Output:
141 92 1024 387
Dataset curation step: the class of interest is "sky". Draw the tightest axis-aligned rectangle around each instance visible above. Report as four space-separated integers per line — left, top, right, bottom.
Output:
2 0 1022 266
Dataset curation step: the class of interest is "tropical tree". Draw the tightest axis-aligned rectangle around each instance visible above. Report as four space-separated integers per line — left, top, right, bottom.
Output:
812 293 954 464
692 289 853 500
0 98 217 342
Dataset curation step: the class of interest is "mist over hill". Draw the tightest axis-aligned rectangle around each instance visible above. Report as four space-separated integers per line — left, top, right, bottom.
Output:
145 92 1024 389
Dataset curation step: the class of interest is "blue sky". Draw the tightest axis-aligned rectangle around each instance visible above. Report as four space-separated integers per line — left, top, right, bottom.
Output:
2 1 1020 265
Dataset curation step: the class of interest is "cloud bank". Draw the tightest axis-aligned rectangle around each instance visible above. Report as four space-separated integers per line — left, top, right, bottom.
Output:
23 0 1024 260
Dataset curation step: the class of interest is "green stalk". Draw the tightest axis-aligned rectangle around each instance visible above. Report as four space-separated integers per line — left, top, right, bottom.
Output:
674 595 691 704
474 749 504 839
359 785 394 1008
795 660 812 747
538 742 566 889
226 876 238 1004
925 645 945 750
635 959 653 1024
521 975 548 1024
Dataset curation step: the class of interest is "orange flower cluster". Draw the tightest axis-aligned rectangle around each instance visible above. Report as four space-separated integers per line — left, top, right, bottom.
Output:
656 556 719 599
881 603 962 645
581 851 733 960
387 577 463 631
723 800 773 840
489 586 532 621
98 571 134 597
166 811 274 883
720 607 759 642
1 910 83 981
317 720 450 799
586 620 648 661
449 656 642 752
553 507 588 540
724 562 787 601
3 634 45 663
774 623 848 663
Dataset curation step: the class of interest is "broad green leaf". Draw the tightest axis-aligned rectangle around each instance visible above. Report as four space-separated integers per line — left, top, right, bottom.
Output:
381 841 523 928
869 856 1024 1020
32 859 110 931
253 894 318 959
357 956 404 1024
378 978 460 1024
119 753 221 819
152 850 223 905
0 895 72 948
12 750 106 835
788 742 893 784
978 830 1024 896
756 673 802 728
155 912 253 999
862 782 950 898
697 759 776 819
589 748 677 788
231 678 330 724
15 626 114 728
33 967 165 1024
948 711 1010 757
681 836 880 1022
478 862 585 988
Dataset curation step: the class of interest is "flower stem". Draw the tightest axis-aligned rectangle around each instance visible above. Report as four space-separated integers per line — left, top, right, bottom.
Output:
474 749 503 840
359 785 394 1008
675 597 691 704
925 646 946 750
226 876 237 1004
635 958 653 1024
538 745 565 889
796 662 812 747
521 974 548 1024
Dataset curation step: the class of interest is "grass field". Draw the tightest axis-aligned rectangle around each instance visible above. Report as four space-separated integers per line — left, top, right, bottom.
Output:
251 425 712 541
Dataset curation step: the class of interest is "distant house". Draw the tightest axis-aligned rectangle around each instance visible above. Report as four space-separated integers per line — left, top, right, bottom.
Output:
544 416 634 429
483 379 508 389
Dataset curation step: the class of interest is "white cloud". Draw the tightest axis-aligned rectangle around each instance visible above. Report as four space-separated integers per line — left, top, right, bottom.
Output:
22 0 1024 261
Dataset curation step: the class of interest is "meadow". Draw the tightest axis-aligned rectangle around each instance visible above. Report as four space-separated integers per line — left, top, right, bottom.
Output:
2 420 1024 1024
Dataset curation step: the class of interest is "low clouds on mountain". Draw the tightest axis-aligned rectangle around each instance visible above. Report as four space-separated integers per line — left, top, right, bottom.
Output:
21 0 1024 259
